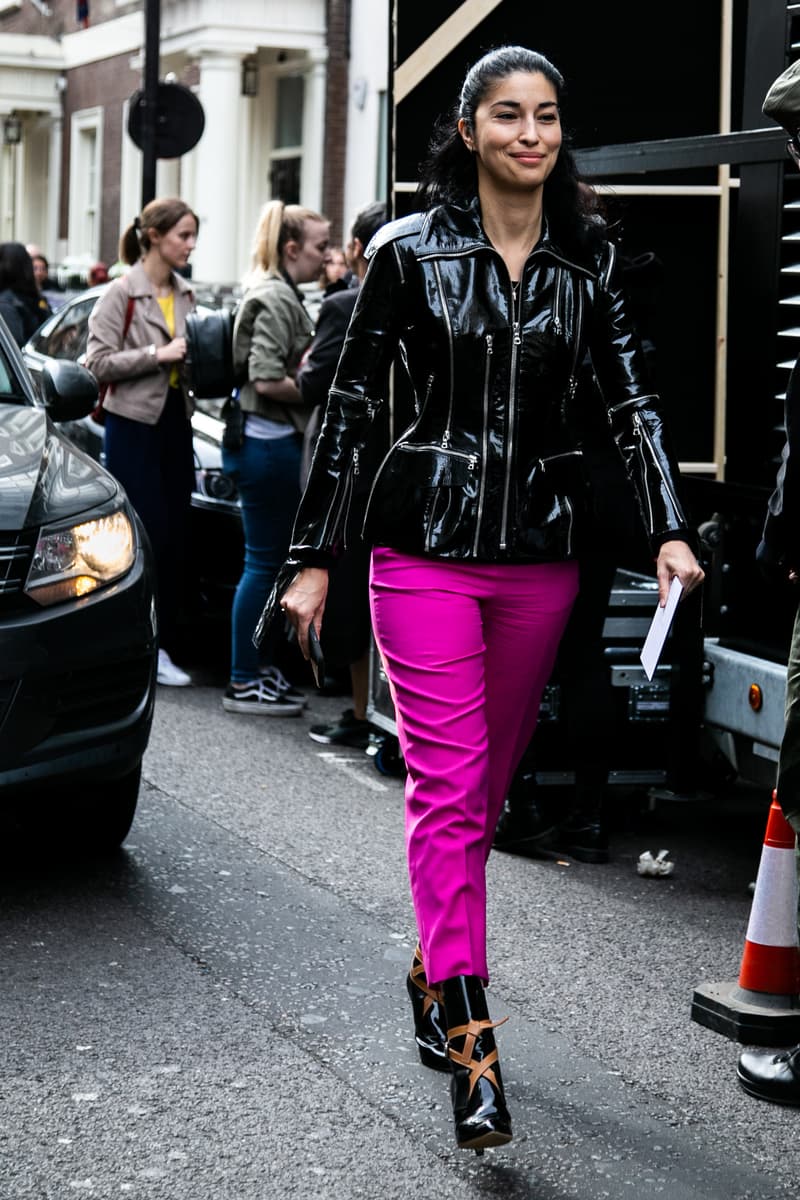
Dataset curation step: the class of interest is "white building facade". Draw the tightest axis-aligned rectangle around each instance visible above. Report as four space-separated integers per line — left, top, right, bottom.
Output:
0 0 388 283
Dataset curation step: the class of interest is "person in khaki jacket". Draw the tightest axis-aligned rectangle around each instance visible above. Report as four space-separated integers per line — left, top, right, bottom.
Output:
86 196 198 687
221 199 330 717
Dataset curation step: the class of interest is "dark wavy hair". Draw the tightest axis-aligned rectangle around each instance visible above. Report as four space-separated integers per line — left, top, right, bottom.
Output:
416 46 604 262
0 242 40 307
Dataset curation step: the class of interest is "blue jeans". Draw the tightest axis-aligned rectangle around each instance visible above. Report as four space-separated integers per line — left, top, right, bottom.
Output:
223 431 302 682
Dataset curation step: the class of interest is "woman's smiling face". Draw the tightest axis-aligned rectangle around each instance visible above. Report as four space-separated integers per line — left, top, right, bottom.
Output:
460 71 562 194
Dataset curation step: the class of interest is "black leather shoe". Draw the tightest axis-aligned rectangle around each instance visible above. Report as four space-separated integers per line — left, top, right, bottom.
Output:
442 975 512 1153
555 816 610 863
737 1044 800 1105
406 945 449 1072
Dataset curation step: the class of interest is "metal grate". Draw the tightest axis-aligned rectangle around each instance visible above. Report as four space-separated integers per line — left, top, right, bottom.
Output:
0 530 34 597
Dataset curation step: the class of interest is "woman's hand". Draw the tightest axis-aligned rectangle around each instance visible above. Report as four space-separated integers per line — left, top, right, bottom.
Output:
281 567 329 659
655 539 705 606
156 337 187 364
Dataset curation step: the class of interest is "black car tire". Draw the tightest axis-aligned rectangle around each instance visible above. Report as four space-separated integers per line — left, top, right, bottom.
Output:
67 762 141 854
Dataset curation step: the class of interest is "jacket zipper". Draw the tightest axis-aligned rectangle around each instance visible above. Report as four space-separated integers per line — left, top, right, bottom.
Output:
342 448 359 551
320 467 354 548
500 281 522 550
631 410 681 521
472 333 493 555
553 267 563 336
565 278 583 402
395 442 478 468
607 393 659 416
433 260 455 445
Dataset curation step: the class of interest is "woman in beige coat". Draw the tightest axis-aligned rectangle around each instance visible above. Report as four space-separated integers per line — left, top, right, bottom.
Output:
86 197 198 686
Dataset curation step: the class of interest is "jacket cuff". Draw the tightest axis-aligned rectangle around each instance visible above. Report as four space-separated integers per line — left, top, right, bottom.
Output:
651 527 696 555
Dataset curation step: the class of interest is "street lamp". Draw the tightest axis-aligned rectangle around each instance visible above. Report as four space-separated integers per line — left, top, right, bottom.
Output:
3 115 22 145
241 59 259 97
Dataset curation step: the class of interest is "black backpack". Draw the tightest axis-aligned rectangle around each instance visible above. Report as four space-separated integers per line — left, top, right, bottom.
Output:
184 306 241 399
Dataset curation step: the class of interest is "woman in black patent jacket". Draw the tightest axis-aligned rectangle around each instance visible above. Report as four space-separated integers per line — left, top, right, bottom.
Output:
273 45 704 1153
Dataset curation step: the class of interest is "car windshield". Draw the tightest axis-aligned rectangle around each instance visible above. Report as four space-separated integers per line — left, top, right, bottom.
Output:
29 295 99 361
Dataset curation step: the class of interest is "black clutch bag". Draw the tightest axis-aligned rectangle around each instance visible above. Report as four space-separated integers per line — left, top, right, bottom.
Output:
253 560 302 649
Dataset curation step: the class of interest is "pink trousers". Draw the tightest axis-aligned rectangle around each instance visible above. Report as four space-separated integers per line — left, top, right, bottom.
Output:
369 547 579 986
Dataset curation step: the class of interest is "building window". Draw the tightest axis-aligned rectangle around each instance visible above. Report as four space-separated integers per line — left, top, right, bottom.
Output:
68 107 104 260
269 74 303 203
275 75 304 149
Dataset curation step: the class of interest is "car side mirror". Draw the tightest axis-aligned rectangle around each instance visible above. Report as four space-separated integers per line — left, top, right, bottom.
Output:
40 359 99 421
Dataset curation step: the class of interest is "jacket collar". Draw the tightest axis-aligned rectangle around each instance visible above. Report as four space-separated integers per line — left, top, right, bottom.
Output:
124 259 195 299
416 198 597 277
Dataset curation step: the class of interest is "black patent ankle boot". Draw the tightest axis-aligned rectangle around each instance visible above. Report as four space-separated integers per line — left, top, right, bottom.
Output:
406 945 449 1072
442 975 512 1153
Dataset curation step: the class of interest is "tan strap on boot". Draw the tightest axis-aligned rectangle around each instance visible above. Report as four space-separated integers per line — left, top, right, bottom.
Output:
446 1017 509 1096
410 944 442 1018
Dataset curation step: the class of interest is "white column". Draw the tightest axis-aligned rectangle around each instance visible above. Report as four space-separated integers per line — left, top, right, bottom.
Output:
301 47 327 212
46 114 63 261
190 52 244 283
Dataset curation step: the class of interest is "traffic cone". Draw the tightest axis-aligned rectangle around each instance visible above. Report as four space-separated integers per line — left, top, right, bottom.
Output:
692 792 800 1046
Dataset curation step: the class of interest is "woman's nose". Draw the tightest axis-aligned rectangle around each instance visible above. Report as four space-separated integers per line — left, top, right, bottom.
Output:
518 118 540 143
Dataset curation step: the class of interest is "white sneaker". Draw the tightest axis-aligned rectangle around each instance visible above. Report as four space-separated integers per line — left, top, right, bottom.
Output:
157 648 192 687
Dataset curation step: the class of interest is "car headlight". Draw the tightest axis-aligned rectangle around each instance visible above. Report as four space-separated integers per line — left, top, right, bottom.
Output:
25 509 135 606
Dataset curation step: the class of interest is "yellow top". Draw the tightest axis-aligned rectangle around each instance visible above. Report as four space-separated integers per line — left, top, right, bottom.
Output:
156 292 180 389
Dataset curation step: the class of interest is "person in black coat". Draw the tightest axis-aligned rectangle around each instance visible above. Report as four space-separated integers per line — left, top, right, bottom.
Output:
736 57 800 1109
296 200 387 748
0 242 46 346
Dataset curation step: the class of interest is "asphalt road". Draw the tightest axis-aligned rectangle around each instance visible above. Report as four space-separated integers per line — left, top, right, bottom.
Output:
2 673 799 1199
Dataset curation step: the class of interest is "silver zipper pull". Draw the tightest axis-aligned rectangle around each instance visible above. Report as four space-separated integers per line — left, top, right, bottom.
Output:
442 429 451 448
513 322 521 346
486 333 493 354
353 447 360 476
468 453 478 471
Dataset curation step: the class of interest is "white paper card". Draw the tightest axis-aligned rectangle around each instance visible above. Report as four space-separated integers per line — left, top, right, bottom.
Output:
639 576 684 681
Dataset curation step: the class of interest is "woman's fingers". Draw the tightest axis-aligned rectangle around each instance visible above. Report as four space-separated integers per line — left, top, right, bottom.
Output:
281 567 329 659
655 540 705 606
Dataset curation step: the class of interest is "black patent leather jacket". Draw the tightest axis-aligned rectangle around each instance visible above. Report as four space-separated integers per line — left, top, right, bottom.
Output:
289 200 688 566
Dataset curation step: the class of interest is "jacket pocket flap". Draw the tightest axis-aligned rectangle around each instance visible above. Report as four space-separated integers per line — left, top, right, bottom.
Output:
393 443 476 486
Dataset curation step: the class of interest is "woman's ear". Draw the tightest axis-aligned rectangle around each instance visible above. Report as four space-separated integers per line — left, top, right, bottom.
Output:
283 238 299 263
457 117 474 152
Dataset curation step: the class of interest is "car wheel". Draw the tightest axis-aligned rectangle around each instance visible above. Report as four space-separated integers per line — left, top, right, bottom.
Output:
67 763 142 854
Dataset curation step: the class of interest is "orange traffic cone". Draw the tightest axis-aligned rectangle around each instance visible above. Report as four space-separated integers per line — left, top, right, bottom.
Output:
692 792 800 1045
738 795 800 996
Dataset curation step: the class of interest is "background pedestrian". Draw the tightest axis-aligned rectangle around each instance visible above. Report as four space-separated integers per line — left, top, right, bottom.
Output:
736 58 800 1108
85 196 199 687
0 242 46 344
222 200 330 716
297 200 387 749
